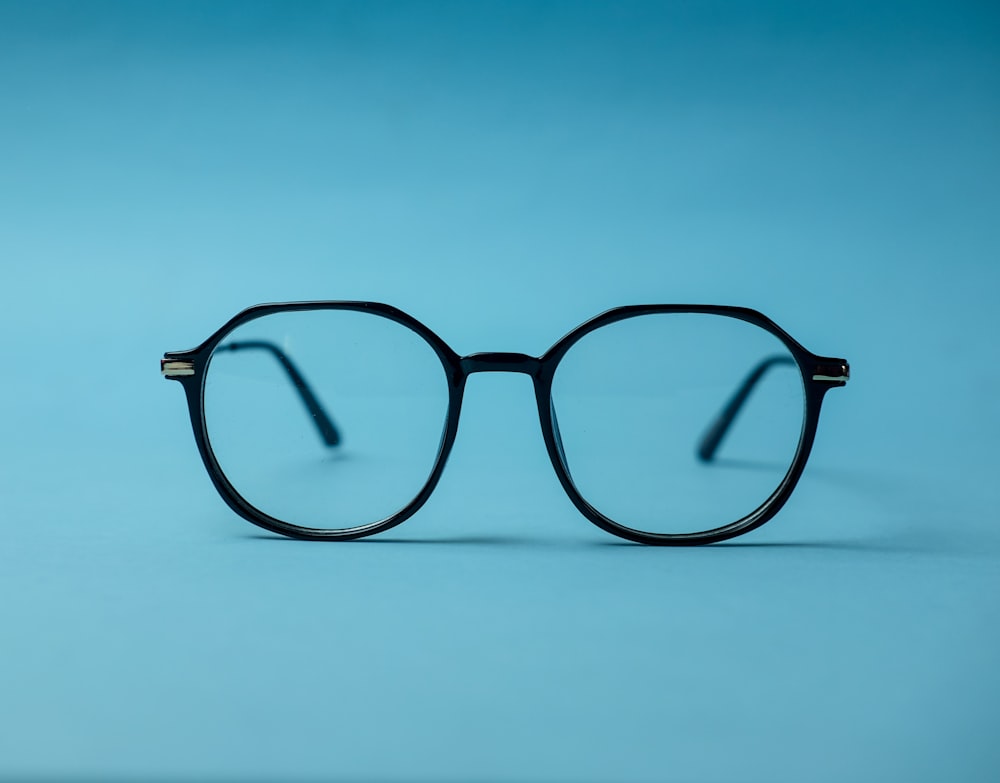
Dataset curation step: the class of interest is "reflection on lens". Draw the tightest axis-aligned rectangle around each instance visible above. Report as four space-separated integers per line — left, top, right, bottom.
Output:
203 309 450 530
551 313 804 535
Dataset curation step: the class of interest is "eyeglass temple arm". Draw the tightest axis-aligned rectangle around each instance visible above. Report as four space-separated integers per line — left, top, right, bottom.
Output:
696 355 796 462
217 340 342 447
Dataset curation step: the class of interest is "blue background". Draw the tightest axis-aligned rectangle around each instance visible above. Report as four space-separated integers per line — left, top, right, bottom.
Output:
1 1 998 780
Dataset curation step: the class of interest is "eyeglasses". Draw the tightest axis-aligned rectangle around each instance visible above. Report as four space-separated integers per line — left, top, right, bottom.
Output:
162 302 848 545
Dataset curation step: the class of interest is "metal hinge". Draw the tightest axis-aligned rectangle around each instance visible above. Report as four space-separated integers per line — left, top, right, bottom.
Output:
812 361 850 383
161 359 196 378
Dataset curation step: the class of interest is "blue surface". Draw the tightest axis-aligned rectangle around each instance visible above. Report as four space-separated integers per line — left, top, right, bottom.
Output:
0 2 998 780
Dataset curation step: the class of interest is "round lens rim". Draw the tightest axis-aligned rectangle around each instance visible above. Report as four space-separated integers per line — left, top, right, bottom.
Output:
534 305 835 545
170 302 465 541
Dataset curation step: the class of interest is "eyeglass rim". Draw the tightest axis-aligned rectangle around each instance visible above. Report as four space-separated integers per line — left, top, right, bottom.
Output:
162 301 848 545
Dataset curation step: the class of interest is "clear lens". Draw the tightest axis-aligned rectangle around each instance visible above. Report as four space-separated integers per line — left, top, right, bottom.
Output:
203 309 450 530
550 313 805 535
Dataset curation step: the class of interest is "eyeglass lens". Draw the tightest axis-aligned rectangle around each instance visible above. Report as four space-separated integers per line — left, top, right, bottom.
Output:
551 313 804 534
203 309 451 531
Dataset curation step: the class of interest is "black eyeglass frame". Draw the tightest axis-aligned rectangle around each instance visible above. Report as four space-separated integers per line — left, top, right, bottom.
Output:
162 302 848 546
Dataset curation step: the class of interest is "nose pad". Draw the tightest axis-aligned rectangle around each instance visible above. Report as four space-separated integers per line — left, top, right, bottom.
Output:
549 397 570 472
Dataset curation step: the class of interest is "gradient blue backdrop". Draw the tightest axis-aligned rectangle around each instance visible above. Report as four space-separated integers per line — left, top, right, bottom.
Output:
1 1 998 780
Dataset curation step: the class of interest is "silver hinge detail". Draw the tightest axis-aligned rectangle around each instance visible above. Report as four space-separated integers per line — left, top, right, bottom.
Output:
161 359 195 378
812 361 850 383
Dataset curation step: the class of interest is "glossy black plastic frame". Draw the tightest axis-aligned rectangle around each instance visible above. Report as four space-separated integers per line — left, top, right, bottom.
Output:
163 302 848 546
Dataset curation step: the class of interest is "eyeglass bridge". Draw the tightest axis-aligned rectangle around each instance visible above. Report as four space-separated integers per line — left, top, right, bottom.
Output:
460 352 541 376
